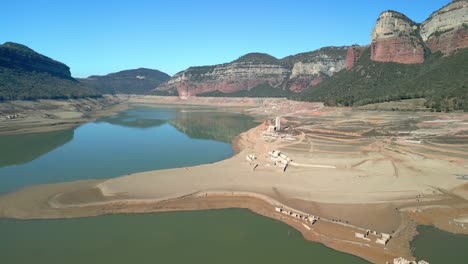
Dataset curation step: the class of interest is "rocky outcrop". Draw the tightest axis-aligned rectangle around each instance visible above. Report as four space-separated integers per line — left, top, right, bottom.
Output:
420 0 468 55
79 68 170 94
0 42 72 78
282 47 347 92
158 47 347 97
284 47 347 92
370 11 425 64
346 45 367 70
159 54 290 99
369 1 468 63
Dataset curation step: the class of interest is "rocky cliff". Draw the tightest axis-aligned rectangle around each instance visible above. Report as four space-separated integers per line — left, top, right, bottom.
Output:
346 45 367 70
282 47 347 92
79 68 170 95
0 42 72 79
157 47 347 98
370 11 425 64
159 53 290 99
420 0 468 55
370 1 467 64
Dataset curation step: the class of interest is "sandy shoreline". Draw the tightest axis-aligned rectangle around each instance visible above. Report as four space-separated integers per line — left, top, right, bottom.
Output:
0 95 130 135
1 95 468 263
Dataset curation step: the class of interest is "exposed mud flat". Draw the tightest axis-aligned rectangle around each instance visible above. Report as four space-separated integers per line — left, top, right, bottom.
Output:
0 95 128 135
1 95 468 263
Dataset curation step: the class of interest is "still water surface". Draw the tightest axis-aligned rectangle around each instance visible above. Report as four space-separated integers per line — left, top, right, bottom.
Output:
0 107 256 194
0 209 369 264
411 225 468 264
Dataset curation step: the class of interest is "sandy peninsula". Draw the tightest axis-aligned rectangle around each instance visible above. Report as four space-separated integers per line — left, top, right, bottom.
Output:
1 95 468 263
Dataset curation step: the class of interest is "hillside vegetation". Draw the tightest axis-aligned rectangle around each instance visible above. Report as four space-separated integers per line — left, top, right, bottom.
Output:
79 68 170 95
0 42 99 100
293 48 468 112
198 83 293 98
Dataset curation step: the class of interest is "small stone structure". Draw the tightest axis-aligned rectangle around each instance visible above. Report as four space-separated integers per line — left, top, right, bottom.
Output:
275 116 281 131
267 116 281 133
245 154 257 162
392 257 429 264
275 207 319 225
355 229 392 245
376 232 392 245
268 150 291 172
5 114 20 120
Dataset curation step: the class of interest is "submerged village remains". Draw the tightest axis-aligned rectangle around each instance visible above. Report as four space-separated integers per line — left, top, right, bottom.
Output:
1 95 468 263
248 115 430 264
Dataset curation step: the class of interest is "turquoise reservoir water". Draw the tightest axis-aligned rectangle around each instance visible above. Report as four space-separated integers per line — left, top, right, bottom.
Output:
0 209 368 264
0 107 256 194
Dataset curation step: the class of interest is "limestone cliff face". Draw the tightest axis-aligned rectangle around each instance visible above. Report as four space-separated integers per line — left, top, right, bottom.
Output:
370 11 425 64
346 45 367 70
159 55 290 99
420 0 468 55
158 47 347 97
285 47 347 92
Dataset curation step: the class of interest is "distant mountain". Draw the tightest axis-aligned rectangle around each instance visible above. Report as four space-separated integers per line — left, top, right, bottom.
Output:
0 42 99 100
296 0 468 112
156 47 348 98
79 68 170 95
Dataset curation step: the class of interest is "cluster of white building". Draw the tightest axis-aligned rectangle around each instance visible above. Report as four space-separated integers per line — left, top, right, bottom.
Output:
392 257 429 264
355 230 392 245
268 150 291 171
5 114 19 119
245 154 257 162
275 207 319 225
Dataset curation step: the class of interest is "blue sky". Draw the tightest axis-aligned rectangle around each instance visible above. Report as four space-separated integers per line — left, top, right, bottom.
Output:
1 0 451 77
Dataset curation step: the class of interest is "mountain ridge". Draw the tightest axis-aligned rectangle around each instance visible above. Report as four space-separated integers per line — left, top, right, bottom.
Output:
78 68 170 95
156 46 348 97
0 42 99 100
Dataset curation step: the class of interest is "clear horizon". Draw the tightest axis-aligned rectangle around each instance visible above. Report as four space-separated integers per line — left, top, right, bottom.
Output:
1 0 451 77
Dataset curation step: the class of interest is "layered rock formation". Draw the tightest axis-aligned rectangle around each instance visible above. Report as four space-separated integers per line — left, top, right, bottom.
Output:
369 1 467 64
158 47 347 97
346 45 367 70
0 42 72 79
284 47 347 92
420 0 468 55
158 1 467 99
370 11 425 64
159 53 290 99
79 68 170 94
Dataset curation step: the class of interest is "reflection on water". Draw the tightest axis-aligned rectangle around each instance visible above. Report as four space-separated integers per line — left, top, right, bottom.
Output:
170 110 257 143
97 107 174 128
0 209 368 264
0 107 258 194
0 129 74 167
99 107 257 143
411 225 468 264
